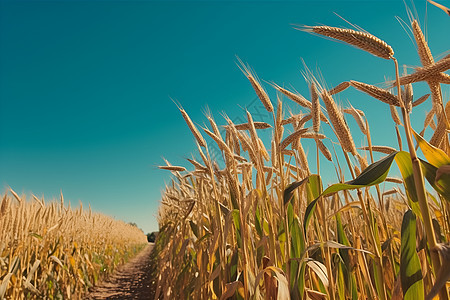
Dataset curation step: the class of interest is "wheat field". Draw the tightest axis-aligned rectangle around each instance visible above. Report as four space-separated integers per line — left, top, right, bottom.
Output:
155 11 450 300
0 190 147 299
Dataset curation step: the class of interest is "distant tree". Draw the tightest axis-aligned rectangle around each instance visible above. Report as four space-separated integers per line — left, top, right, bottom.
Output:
128 222 144 233
147 231 158 243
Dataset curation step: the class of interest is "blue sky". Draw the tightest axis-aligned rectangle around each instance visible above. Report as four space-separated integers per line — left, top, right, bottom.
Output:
0 0 449 233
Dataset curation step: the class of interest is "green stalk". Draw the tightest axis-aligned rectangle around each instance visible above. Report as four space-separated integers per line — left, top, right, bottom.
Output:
392 57 448 300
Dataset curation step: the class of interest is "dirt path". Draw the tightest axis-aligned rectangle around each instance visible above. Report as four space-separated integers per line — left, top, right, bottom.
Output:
86 244 157 299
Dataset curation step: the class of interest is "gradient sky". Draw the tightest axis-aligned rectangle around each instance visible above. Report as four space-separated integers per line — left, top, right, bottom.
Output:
1 0 449 233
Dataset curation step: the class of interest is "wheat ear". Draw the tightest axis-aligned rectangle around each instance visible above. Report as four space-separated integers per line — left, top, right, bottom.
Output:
174 101 207 148
398 58 450 85
310 81 320 132
279 128 309 150
234 122 272 130
350 80 400 106
329 81 350 95
299 25 394 59
359 146 397 154
321 90 357 155
237 58 273 112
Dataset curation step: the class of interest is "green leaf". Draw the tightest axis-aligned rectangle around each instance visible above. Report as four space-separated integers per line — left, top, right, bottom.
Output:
306 174 322 203
232 209 242 249
337 262 346 300
322 152 397 197
290 213 305 259
189 221 199 238
303 175 323 232
336 213 358 299
400 210 424 300
255 205 263 237
303 197 319 233
304 153 397 231
421 160 450 202
283 178 309 206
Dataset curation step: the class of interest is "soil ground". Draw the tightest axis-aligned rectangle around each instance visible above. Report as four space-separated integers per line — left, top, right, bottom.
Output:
85 244 157 299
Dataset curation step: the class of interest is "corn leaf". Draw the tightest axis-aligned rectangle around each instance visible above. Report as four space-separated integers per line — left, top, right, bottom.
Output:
413 129 450 167
283 177 309 206
421 160 450 202
305 153 397 231
400 210 424 300
232 209 242 248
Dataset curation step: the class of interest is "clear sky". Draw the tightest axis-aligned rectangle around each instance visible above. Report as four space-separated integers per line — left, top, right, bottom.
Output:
0 0 449 233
